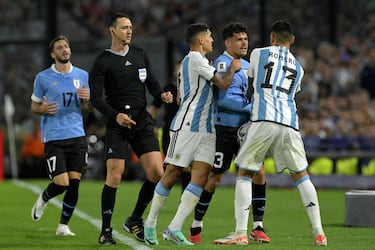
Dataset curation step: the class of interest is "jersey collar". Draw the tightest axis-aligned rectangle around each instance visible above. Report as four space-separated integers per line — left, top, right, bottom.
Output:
51 63 73 74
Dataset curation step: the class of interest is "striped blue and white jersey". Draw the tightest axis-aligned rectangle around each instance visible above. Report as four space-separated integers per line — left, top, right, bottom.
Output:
31 64 89 142
170 51 216 133
249 45 304 130
214 51 250 127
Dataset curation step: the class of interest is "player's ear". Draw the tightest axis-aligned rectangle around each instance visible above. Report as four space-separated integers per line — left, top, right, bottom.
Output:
270 33 276 45
198 34 204 45
109 27 115 35
290 35 295 46
224 39 230 48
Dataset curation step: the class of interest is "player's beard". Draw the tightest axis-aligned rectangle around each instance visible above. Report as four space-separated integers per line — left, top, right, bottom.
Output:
56 58 70 64
56 54 70 64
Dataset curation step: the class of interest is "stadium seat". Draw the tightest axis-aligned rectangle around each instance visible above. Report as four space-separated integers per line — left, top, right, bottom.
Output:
336 157 358 175
308 157 334 175
361 158 375 176
264 157 277 174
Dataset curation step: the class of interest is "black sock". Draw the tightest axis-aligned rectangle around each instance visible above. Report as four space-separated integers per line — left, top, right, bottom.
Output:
43 182 67 201
194 189 214 221
60 179 80 225
101 184 117 230
129 179 156 221
252 183 266 222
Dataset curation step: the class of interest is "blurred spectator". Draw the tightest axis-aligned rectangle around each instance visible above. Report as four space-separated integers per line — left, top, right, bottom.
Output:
360 46 375 99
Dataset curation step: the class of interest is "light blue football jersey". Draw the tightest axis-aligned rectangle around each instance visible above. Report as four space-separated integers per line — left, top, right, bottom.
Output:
31 64 89 142
249 46 303 130
213 51 250 127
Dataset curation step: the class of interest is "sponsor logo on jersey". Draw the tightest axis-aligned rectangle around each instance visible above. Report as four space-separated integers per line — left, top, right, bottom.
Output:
51 81 58 86
125 60 132 66
138 68 147 83
73 79 80 88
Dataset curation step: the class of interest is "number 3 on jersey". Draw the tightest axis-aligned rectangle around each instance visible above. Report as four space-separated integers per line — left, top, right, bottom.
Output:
213 152 224 169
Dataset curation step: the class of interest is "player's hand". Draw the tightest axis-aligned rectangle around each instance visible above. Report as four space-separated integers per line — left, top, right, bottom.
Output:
116 113 136 129
161 91 173 104
42 96 58 115
77 84 90 101
231 59 242 72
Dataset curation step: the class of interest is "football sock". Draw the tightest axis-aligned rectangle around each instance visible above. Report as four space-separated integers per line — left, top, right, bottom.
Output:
101 184 117 230
169 183 202 231
252 183 266 223
60 179 80 225
129 179 156 221
235 177 252 232
43 182 67 201
296 176 325 235
194 189 214 221
145 181 170 227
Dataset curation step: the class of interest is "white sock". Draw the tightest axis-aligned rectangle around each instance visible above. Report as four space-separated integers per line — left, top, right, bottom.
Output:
296 178 325 236
235 177 252 232
145 183 169 227
169 189 200 231
253 221 263 229
191 219 203 229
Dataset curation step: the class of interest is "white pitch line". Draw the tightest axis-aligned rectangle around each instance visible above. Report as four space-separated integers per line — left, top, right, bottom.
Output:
12 180 153 250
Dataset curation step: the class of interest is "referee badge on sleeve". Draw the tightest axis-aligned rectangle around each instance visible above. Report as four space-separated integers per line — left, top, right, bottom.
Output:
138 68 147 83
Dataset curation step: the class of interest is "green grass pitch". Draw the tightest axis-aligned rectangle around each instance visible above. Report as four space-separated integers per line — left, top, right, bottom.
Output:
0 179 374 249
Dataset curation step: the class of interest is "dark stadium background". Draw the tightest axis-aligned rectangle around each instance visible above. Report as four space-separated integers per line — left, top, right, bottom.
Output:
1 0 375 188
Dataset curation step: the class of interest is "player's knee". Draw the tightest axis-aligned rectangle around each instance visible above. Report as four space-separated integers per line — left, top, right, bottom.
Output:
107 172 122 186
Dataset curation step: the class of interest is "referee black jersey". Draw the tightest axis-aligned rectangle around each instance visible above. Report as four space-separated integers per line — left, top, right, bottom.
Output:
89 46 163 122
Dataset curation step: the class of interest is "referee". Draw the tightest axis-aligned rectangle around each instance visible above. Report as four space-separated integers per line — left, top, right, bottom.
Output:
89 13 173 245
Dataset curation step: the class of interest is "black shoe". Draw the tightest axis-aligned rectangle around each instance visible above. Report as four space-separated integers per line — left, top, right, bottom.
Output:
122 217 145 242
98 228 116 245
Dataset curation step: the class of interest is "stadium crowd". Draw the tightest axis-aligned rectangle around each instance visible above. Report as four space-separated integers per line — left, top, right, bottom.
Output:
2 0 375 177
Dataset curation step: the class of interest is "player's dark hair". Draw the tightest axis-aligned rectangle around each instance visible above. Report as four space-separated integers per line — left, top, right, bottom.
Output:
109 13 130 27
185 23 210 45
48 35 70 53
270 20 293 42
222 22 248 40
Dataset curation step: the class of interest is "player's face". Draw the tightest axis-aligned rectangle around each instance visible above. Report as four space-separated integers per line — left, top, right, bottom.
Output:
51 39 71 64
201 30 214 54
114 17 133 45
226 32 248 59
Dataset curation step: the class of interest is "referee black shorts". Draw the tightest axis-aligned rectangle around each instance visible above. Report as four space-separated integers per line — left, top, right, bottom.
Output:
105 110 160 160
212 125 240 174
44 136 88 179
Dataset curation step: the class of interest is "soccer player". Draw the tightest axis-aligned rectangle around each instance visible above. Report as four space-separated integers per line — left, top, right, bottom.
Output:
88 13 173 245
189 22 270 245
148 62 191 191
143 23 242 246
215 20 328 246
30 35 90 236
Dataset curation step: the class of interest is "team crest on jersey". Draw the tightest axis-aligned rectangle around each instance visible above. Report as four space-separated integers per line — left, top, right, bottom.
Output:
217 62 227 73
73 79 80 88
138 68 147 83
